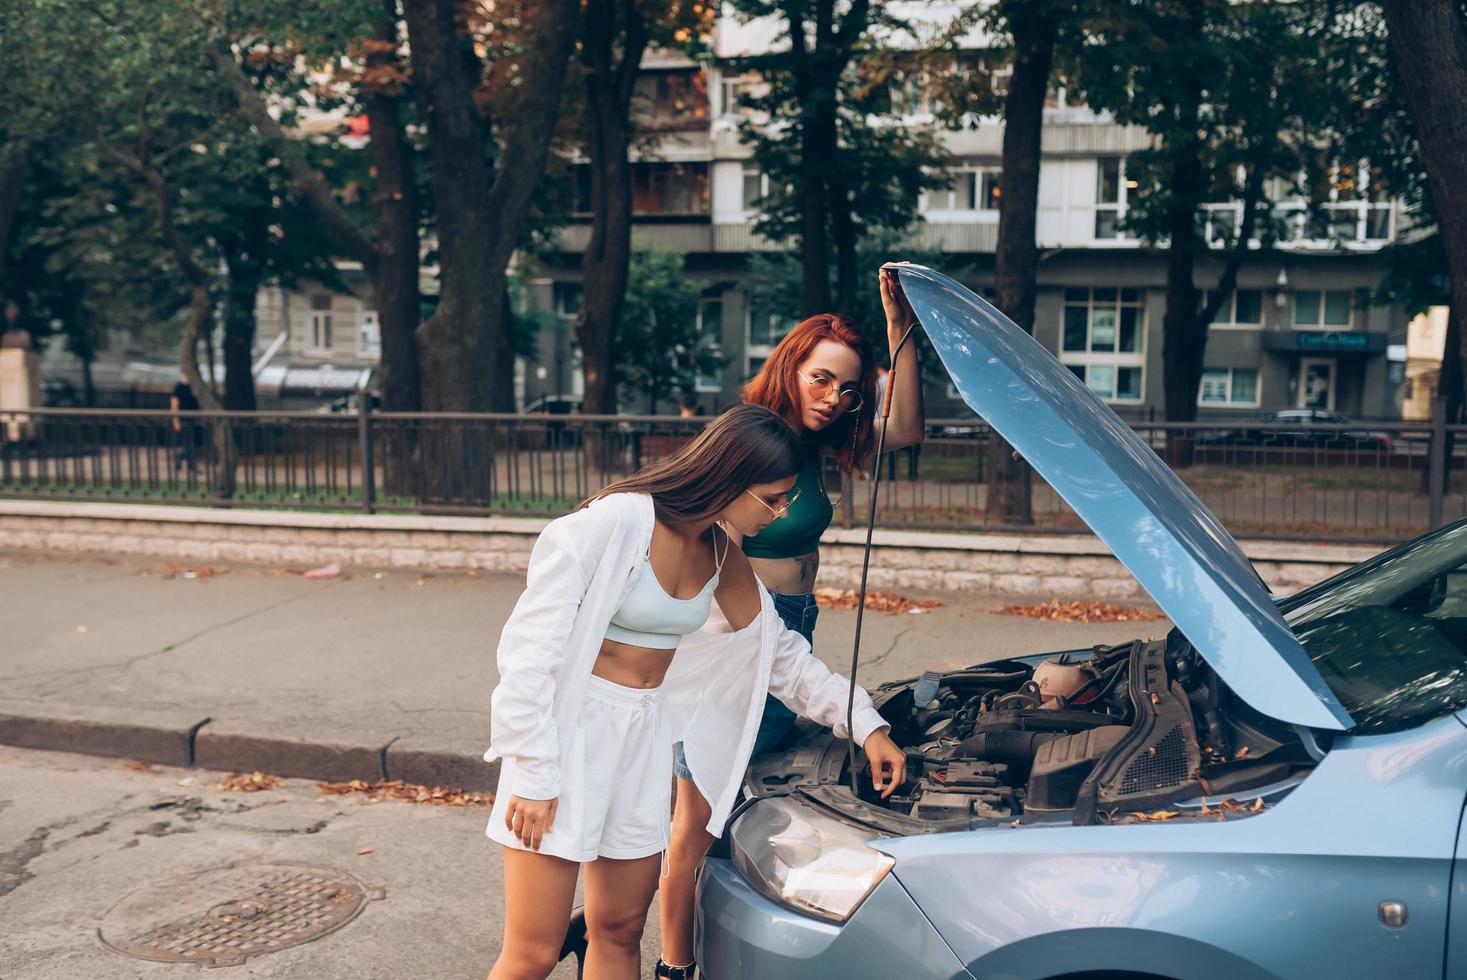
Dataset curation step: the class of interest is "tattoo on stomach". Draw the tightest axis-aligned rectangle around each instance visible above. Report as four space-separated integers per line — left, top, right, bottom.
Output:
795 552 818 589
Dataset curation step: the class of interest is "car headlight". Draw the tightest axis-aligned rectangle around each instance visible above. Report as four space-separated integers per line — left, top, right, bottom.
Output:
729 797 895 923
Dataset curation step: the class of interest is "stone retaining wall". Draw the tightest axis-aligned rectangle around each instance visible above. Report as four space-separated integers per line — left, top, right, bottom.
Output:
0 501 1387 598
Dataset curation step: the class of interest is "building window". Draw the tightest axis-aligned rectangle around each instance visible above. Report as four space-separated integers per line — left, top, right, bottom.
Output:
745 300 796 377
718 72 763 119
1060 287 1145 402
695 293 723 392
982 171 1001 209
1095 157 1133 240
925 165 1000 212
633 162 709 216
633 68 709 131
1198 367 1260 406
1203 288 1263 328
1294 289 1351 328
554 282 583 319
572 162 710 217
309 294 333 352
742 167 767 210
358 309 381 357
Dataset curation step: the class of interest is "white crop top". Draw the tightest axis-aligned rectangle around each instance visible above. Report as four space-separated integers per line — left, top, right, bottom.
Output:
604 526 729 649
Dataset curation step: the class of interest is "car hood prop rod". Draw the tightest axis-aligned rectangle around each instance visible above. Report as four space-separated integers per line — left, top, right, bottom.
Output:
846 312 920 798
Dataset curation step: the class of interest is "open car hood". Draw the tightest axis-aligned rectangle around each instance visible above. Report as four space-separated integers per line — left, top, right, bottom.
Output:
895 264 1353 731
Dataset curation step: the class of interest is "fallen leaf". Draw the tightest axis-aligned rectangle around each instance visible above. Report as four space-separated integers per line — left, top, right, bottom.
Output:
76 625 89 633
315 777 493 808
217 771 283 793
303 563 342 579
1234 746 1251 759
814 588 943 614
124 760 154 772
998 599 1167 624
357 847 373 855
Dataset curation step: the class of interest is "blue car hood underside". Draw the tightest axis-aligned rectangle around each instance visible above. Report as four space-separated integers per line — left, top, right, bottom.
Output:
894 264 1352 731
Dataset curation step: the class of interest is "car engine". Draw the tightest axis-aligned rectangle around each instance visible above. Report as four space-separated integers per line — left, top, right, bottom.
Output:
748 633 1309 829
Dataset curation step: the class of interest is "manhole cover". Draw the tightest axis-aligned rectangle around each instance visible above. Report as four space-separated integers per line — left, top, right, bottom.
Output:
98 862 385 967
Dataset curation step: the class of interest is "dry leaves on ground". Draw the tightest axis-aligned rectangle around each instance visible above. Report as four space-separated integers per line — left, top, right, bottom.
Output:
315 778 494 808
814 588 943 614
217 771 283 792
998 599 1167 623
158 562 230 580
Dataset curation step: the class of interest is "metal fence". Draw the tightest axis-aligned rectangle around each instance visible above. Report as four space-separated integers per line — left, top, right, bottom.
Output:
2 406 1463 543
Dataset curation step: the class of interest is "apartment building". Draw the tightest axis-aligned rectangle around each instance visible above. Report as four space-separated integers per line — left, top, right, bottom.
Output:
524 14 1412 421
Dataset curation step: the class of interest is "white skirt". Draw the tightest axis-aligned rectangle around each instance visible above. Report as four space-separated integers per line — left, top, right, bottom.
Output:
486 674 671 863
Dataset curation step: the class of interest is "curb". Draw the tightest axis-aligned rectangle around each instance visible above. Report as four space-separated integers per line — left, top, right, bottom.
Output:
0 699 500 792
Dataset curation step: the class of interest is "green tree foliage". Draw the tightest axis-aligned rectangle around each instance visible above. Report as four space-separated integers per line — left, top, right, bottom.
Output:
1078 0 1327 431
617 252 723 413
3 0 341 414
573 0 713 421
727 0 951 315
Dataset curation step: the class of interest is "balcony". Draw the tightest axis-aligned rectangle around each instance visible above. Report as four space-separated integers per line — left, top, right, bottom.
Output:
1204 201 1396 250
556 223 715 254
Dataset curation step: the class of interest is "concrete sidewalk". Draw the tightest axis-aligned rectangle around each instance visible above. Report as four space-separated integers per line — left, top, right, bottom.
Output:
0 549 1170 790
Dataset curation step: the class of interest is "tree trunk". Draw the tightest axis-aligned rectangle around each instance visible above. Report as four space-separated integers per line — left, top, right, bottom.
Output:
220 205 265 412
363 3 423 499
0 140 29 304
80 355 95 407
404 0 577 414
1382 0 1467 437
577 0 645 474
830 174 858 316
365 3 422 415
798 72 835 315
984 0 1055 527
1159 80 1206 475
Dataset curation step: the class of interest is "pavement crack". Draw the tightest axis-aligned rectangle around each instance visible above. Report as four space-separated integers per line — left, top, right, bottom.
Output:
856 627 914 677
3 588 329 684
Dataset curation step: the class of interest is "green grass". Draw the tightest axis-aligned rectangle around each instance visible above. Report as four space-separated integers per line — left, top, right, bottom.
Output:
0 480 576 517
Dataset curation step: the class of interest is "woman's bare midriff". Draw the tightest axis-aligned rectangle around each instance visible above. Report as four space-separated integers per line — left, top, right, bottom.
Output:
592 640 678 689
748 551 820 596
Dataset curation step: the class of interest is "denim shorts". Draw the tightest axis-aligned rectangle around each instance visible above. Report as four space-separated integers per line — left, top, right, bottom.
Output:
674 590 819 781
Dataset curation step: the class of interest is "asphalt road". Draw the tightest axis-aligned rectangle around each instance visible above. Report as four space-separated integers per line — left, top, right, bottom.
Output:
0 745 599 980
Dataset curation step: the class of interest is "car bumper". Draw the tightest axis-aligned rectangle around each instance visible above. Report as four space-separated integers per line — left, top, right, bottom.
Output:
695 856 974 980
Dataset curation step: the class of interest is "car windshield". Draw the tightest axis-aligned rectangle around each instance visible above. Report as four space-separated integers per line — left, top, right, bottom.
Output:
1277 522 1467 734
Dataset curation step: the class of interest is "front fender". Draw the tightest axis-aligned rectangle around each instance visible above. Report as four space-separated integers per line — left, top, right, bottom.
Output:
959 927 1277 980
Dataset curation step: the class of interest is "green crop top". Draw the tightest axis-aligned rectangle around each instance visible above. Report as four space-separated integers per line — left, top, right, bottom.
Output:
742 451 833 559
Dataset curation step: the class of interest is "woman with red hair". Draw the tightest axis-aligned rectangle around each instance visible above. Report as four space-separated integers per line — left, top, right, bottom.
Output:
653 267 924 979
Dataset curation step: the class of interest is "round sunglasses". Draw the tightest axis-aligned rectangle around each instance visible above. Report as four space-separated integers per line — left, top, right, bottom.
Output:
797 370 863 414
745 486 803 519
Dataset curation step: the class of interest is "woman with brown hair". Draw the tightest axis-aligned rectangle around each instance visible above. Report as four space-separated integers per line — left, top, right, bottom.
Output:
655 268 923 979
484 404 905 980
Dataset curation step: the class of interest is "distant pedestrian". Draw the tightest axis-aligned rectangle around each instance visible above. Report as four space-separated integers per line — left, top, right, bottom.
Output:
677 394 700 418
170 377 203 474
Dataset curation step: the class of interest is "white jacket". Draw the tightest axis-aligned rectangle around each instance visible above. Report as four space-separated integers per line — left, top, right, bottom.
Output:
484 491 889 835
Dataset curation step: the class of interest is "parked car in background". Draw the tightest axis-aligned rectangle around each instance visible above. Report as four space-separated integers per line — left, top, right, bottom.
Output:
696 265 1466 980
521 395 583 417
1196 408 1393 452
